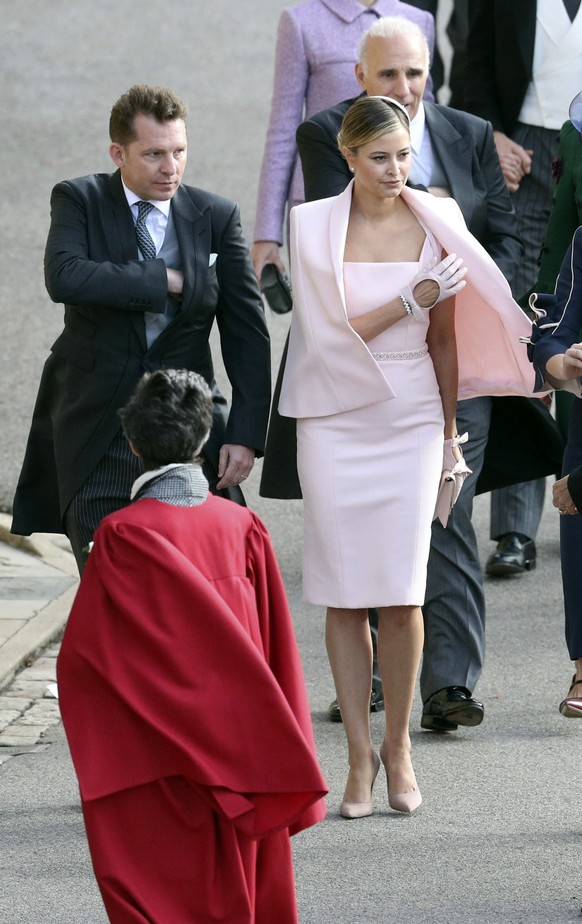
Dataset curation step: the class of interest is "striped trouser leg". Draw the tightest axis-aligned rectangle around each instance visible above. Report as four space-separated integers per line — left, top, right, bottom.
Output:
489 123 558 541
64 429 143 573
509 123 559 301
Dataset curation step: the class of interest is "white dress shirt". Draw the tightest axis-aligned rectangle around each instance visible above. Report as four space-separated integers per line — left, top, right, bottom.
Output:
122 181 171 254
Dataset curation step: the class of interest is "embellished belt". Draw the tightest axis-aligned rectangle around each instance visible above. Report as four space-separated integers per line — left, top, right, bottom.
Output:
371 346 428 361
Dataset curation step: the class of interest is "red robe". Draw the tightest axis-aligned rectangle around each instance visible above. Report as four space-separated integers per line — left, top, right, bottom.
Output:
57 495 327 923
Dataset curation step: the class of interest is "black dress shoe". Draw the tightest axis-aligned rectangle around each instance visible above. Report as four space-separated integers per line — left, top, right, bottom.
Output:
328 687 385 723
485 532 536 577
421 686 484 732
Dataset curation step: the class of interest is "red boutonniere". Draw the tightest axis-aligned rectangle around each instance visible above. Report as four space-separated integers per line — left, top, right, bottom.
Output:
551 156 563 182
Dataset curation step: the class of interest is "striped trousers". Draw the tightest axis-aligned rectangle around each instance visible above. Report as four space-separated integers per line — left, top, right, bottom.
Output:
64 430 143 573
489 123 559 543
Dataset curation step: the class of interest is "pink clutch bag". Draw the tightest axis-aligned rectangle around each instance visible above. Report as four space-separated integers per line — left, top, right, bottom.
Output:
434 433 472 528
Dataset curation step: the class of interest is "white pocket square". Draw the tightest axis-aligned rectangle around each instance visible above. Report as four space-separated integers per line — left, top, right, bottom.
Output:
209 253 218 266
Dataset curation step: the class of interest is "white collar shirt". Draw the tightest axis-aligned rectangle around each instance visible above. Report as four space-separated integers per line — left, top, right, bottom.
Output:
122 180 171 254
407 103 434 188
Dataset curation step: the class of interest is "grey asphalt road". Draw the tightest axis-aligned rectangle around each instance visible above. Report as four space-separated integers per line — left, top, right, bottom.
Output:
2 3 581 923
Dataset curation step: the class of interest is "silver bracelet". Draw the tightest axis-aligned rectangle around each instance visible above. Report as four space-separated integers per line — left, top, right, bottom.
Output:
400 294 413 317
401 289 426 323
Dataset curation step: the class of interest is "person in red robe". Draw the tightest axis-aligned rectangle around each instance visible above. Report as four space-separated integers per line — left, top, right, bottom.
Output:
57 369 327 924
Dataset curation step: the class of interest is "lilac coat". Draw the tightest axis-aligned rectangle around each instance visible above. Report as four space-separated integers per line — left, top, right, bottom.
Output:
253 0 435 243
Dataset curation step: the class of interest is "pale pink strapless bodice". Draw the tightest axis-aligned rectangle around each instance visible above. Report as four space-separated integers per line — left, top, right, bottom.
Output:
343 234 438 355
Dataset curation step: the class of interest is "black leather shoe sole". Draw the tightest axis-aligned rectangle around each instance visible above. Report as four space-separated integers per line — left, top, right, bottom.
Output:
485 555 536 576
420 714 459 731
421 701 484 732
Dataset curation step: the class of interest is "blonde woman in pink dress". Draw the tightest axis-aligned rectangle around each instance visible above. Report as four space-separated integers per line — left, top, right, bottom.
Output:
279 95 538 818
281 96 466 816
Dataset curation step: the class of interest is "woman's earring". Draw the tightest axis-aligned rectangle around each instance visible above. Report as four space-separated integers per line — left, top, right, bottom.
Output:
349 166 355 173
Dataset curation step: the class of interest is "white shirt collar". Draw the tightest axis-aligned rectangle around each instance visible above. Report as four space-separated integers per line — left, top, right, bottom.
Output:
409 103 426 156
121 178 172 217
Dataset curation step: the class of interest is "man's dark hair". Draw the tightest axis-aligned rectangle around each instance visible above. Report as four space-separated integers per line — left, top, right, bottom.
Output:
109 85 188 145
119 369 212 470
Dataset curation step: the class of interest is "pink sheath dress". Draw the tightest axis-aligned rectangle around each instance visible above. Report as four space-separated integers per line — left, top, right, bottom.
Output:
296 237 444 608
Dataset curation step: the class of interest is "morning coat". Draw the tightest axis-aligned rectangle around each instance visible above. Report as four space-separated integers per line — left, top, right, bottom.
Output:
12 172 271 535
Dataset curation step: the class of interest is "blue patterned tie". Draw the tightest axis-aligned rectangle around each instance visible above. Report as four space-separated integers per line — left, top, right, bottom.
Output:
135 201 157 260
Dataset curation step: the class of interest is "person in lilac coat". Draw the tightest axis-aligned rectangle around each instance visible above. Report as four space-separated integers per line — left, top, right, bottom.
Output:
251 0 435 280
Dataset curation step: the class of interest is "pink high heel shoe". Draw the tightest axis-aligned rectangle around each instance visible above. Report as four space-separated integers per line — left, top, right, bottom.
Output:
559 675 582 718
388 786 422 815
381 752 422 814
340 752 381 819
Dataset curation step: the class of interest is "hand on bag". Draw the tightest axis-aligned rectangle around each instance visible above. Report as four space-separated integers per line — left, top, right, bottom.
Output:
442 432 469 473
401 254 467 321
251 241 286 282
434 433 472 528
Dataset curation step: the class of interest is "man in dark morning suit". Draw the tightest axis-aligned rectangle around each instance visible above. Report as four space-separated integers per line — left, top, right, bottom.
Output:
261 16 560 731
462 0 582 578
11 85 271 573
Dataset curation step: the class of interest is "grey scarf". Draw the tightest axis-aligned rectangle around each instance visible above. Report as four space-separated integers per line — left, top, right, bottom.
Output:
132 463 209 507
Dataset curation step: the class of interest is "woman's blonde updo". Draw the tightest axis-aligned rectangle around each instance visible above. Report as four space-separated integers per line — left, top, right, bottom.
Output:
337 96 410 155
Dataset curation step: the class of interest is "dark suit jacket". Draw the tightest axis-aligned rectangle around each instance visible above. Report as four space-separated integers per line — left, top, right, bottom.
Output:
530 226 582 392
12 172 271 535
530 224 582 507
533 120 582 437
568 466 582 509
464 0 536 135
